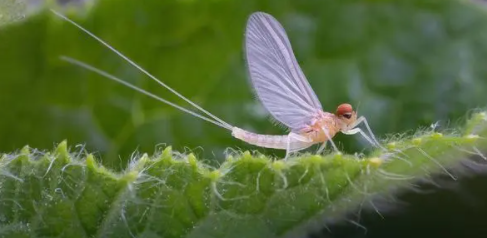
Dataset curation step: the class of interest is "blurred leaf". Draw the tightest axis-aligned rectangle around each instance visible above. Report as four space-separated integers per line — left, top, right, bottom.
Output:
0 111 486 238
1 0 487 168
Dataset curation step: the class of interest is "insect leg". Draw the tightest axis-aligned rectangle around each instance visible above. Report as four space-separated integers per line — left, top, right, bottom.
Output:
316 141 327 155
284 133 312 160
321 126 339 153
342 128 376 146
343 127 386 151
348 116 385 150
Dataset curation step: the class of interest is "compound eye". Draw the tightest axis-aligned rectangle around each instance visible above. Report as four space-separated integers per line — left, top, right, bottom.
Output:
343 113 352 119
336 103 353 118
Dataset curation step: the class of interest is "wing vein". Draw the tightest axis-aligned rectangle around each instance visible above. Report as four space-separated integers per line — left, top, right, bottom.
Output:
245 12 323 131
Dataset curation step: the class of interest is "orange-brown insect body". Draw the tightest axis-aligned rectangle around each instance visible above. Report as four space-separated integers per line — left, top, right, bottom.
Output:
302 103 358 143
232 103 358 150
305 112 340 142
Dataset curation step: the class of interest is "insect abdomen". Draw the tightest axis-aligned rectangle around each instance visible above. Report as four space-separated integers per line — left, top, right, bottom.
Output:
231 127 312 150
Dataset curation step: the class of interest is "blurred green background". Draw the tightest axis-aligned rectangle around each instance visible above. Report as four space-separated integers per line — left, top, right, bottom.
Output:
2 0 487 237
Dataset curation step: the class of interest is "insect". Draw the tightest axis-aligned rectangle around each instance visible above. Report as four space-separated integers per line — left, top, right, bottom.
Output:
51 10 383 159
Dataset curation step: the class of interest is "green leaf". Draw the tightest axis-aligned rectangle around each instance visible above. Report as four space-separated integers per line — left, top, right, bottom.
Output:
0 111 486 238
1 0 487 168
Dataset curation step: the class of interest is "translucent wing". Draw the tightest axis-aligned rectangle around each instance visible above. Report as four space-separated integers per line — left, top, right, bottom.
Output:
245 12 323 132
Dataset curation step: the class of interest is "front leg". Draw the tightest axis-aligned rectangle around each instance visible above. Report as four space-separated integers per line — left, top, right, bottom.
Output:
345 116 386 150
342 128 377 147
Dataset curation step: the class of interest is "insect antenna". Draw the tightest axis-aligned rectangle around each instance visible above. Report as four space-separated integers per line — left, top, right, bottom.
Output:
356 101 362 115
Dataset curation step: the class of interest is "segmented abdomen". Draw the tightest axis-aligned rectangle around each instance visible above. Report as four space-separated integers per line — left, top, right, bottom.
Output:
231 127 313 150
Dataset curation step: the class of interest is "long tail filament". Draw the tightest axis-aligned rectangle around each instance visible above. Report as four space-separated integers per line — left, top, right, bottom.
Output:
51 9 233 131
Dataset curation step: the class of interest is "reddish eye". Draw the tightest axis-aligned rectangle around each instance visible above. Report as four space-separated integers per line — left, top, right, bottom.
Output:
336 103 353 117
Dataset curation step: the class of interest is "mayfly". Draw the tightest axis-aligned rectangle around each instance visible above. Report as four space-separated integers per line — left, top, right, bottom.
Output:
51 9 383 159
